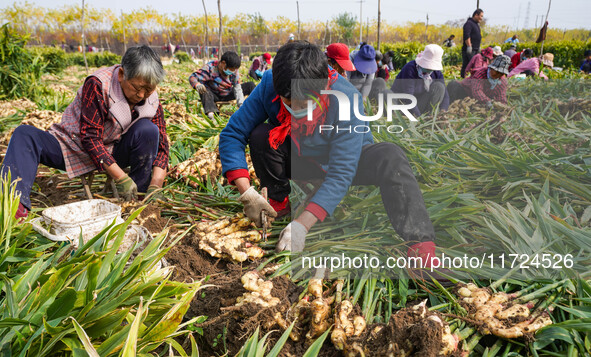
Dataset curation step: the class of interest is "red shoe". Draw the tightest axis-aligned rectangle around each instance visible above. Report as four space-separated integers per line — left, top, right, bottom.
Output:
15 203 28 222
269 196 291 219
407 241 438 268
407 241 452 284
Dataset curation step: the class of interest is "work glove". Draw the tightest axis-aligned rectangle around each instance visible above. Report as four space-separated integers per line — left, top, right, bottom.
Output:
114 174 138 201
465 46 473 56
237 186 277 227
275 221 308 253
486 100 493 109
143 184 164 203
194 83 207 94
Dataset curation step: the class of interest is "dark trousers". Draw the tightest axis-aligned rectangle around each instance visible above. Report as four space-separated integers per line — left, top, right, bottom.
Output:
447 81 468 103
460 50 477 78
416 81 446 114
369 78 389 102
249 124 436 243
1 119 160 209
201 82 256 114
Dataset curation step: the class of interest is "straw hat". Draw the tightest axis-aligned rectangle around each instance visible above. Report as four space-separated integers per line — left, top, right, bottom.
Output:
542 53 554 67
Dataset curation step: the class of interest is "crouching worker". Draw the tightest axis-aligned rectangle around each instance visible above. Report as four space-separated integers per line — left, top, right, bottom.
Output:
391 44 450 117
447 55 511 108
219 41 438 265
249 52 272 80
189 51 256 119
0 45 169 219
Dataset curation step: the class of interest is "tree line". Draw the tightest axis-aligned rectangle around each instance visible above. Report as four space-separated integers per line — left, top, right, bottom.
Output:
2 2 589 56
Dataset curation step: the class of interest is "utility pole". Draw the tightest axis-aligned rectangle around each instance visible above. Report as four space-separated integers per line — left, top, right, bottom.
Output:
477 0 480 8
121 10 126 53
358 0 364 45
217 0 222 58
377 0 381 51
81 0 88 73
297 1 301 39
202 0 209 59
425 13 429 43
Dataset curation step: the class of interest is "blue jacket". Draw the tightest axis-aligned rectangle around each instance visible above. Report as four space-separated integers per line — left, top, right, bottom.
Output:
391 60 450 117
219 69 373 217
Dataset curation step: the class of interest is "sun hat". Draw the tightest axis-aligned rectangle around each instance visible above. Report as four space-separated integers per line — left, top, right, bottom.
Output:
492 46 503 56
262 52 272 64
489 54 511 75
481 47 494 60
415 44 444 71
326 43 356 72
510 44 517 49
353 45 378 74
542 53 554 67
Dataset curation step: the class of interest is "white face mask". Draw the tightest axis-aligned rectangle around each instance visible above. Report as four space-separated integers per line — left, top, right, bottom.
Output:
282 100 317 119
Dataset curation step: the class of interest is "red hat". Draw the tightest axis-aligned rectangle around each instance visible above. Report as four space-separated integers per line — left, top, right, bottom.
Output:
326 43 356 72
262 52 272 64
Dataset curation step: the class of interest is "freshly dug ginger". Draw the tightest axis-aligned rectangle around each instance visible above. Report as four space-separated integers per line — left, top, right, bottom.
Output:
307 298 331 339
195 214 264 262
236 271 279 308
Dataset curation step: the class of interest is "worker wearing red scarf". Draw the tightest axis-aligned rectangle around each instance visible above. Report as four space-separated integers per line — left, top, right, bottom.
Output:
219 41 438 266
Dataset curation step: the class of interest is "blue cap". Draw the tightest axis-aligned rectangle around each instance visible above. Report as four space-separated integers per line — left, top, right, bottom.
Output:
353 45 378 74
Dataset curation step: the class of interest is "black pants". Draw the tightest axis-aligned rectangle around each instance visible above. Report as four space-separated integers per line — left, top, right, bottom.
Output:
201 82 256 114
369 78 389 102
416 81 446 114
1 119 160 209
249 123 436 242
447 81 468 103
460 50 477 78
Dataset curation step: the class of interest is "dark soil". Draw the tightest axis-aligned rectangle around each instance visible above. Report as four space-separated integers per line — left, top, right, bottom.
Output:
350 304 461 357
32 171 77 207
165 230 310 357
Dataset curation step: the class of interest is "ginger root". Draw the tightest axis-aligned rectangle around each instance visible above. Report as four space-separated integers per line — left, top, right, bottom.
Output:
457 283 553 338
195 214 264 262
236 271 279 308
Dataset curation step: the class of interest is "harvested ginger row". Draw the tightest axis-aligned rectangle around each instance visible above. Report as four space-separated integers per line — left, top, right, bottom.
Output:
195 214 264 262
458 283 552 338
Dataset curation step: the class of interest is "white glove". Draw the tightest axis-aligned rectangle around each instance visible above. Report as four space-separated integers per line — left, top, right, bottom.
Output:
195 83 207 94
237 186 277 227
466 46 473 55
275 221 308 253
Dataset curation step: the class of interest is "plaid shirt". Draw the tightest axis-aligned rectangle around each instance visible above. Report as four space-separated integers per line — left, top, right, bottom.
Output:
460 67 507 104
80 77 169 170
49 65 167 178
189 60 240 97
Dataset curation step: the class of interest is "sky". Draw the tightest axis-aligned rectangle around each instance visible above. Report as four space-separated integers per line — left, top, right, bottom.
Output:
11 0 591 29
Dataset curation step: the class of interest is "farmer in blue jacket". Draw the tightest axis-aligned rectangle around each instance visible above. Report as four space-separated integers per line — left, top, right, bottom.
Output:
219 41 438 264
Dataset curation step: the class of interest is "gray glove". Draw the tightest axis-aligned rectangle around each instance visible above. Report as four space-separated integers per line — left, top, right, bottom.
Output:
275 221 308 253
238 186 277 227
486 100 493 109
466 46 473 55
194 83 207 94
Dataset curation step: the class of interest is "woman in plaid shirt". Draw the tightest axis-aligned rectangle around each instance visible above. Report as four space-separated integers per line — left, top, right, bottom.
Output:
1 45 169 220
447 55 511 108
